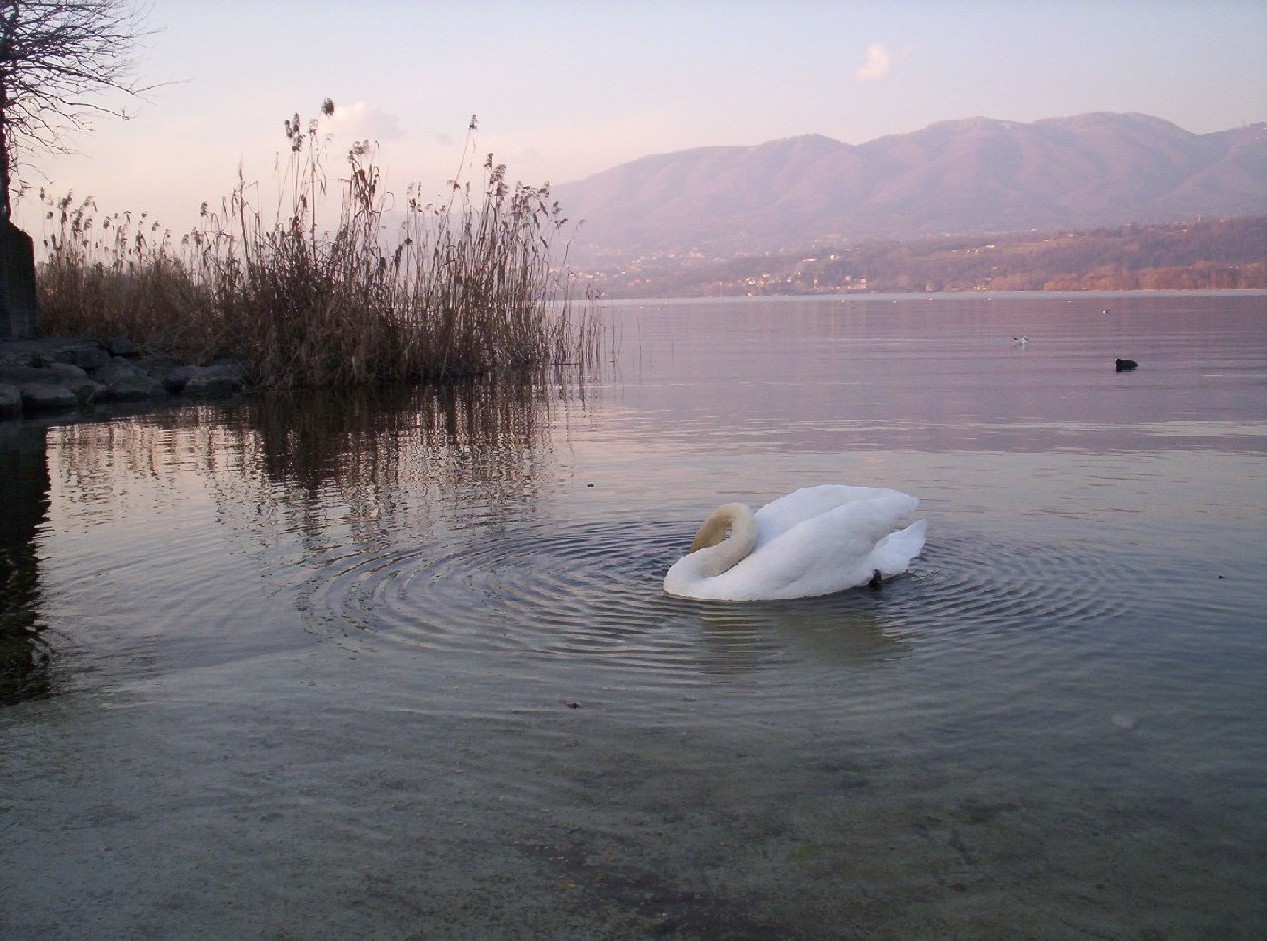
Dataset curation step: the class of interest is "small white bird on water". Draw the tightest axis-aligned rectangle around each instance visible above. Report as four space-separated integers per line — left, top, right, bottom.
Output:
1013 336 1030 347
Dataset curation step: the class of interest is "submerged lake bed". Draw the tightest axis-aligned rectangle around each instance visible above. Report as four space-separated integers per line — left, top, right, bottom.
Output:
2 293 1265 938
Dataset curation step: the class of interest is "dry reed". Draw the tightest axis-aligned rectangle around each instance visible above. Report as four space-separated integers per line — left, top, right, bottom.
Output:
35 105 603 388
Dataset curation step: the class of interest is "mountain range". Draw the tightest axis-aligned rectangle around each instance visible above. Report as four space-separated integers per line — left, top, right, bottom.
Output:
553 113 1267 263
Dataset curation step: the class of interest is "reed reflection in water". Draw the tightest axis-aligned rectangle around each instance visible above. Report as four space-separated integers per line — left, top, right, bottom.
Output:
16 378 586 700
0 422 51 703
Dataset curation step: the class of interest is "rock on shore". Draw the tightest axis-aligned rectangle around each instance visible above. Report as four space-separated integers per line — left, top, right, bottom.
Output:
0 337 250 421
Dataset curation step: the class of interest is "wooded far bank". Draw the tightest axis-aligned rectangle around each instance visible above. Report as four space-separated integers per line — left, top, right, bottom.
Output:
594 216 1267 298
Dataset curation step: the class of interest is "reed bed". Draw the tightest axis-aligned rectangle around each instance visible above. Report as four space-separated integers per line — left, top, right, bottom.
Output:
34 105 603 388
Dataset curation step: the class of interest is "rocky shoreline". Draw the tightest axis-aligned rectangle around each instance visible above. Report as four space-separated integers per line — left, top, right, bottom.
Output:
0 336 251 422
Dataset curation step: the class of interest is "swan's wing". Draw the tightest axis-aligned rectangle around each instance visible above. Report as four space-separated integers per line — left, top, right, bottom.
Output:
713 491 920 600
755 485 913 541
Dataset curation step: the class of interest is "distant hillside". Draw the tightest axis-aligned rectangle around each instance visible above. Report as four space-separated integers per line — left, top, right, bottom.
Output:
555 113 1267 263
592 217 1267 298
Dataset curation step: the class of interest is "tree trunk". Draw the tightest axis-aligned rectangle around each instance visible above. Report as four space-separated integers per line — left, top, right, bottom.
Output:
0 2 15 223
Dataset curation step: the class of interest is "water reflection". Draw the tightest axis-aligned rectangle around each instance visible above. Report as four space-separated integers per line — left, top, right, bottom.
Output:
215 382 568 551
9 379 581 704
240 382 556 495
0 422 51 704
48 380 572 542
611 293 1267 456
691 592 913 676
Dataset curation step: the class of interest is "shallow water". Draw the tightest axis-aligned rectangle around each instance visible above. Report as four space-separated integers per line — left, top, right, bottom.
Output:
2 293 1266 939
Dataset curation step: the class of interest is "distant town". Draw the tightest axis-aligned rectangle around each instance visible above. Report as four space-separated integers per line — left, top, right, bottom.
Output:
583 216 1267 298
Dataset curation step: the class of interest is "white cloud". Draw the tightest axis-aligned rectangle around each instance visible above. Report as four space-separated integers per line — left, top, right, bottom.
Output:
856 43 892 83
326 101 403 141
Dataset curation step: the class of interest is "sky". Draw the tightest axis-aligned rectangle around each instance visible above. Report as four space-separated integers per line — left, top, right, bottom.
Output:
12 0 1267 238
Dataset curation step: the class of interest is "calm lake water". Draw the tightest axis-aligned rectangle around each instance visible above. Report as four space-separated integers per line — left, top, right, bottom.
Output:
2 293 1265 939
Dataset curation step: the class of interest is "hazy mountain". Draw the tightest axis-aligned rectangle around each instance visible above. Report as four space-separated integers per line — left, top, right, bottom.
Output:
554 113 1267 262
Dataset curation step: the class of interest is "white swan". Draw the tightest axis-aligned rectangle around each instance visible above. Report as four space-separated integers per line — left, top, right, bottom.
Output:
664 485 927 601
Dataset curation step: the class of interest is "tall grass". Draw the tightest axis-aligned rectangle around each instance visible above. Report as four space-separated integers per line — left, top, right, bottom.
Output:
35 106 602 387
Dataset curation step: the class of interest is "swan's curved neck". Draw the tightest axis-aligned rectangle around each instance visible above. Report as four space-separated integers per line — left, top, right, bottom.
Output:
689 503 757 578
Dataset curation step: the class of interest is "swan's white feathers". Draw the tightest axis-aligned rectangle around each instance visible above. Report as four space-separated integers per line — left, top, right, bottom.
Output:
664 485 926 601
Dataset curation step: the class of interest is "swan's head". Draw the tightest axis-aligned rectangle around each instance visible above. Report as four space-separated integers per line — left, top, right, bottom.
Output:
686 503 758 578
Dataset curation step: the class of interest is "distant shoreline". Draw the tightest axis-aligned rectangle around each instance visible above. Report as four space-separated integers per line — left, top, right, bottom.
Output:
592 287 1267 304
583 216 1267 299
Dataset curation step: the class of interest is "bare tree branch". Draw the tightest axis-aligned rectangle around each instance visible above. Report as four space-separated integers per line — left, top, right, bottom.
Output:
0 0 152 219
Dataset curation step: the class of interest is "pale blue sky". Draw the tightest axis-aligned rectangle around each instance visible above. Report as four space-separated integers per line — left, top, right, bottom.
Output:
14 0 1267 235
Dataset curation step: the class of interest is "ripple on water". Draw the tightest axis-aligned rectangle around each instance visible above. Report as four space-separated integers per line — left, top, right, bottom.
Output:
306 522 713 671
297 519 1156 691
903 533 1145 641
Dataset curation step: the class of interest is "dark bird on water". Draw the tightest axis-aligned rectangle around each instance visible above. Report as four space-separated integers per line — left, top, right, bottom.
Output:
1115 358 1138 371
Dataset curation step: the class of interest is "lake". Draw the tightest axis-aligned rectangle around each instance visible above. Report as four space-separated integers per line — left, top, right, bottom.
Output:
2 292 1265 939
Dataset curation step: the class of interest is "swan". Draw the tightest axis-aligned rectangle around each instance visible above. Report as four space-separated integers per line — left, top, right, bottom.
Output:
664 485 927 601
